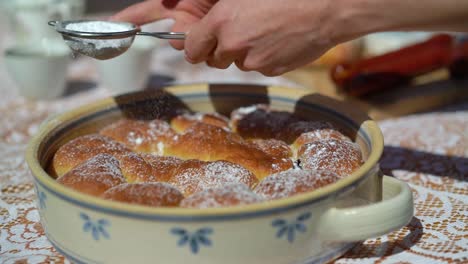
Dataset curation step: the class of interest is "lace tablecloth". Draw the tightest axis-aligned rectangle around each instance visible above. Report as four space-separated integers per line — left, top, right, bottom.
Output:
1 29 467 264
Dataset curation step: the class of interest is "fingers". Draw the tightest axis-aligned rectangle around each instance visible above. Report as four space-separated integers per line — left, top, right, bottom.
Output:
184 16 218 64
168 12 200 50
206 55 233 69
110 0 177 25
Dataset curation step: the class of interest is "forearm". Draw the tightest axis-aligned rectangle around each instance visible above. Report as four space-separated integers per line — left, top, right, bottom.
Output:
332 0 468 43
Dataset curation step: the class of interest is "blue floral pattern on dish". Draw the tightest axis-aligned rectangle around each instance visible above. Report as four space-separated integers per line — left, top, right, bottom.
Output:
80 213 110 241
272 212 311 243
171 227 213 254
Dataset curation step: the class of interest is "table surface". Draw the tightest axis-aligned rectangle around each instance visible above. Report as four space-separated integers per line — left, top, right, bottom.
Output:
0 20 467 264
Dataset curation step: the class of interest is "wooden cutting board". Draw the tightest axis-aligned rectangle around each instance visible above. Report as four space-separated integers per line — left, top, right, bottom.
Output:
284 67 468 120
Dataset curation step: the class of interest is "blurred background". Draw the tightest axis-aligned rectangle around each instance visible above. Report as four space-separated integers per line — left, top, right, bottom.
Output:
0 0 467 119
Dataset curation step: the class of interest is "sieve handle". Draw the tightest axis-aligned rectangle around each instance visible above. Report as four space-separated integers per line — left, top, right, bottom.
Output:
137 31 186 40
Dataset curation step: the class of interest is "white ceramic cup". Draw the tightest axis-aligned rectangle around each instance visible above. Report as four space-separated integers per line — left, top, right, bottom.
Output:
4 0 86 45
4 43 71 100
96 37 157 95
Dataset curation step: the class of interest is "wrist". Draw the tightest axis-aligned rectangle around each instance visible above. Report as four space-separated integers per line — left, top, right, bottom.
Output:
328 0 390 43
332 0 468 39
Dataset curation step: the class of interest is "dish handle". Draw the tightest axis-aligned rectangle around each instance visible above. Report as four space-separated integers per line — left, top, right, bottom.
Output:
316 175 413 241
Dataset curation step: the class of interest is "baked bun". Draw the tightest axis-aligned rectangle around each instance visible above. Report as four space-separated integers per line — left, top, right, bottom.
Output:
165 122 243 161
52 105 364 209
165 123 293 179
51 134 131 177
102 182 184 207
170 112 230 133
298 139 363 177
279 121 351 154
117 152 161 183
57 154 126 196
180 183 264 209
100 119 176 155
169 160 258 196
254 169 341 200
248 138 292 160
230 104 300 139
140 154 184 182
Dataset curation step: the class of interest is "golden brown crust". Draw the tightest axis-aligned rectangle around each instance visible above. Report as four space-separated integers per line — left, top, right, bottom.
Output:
165 123 293 179
140 154 184 182
56 154 126 196
254 169 341 200
117 152 160 183
51 134 131 177
99 119 176 155
180 184 264 208
298 139 363 177
169 160 259 196
102 182 184 207
170 112 230 133
248 138 293 160
53 107 363 209
280 121 351 154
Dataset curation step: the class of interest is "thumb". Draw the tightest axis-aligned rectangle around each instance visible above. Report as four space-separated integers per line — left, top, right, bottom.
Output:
110 0 179 25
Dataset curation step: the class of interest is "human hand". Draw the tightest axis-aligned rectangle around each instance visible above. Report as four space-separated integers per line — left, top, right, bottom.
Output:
184 0 344 76
113 0 468 76
111 0 344 76
112 0 340 76
111 0 217 51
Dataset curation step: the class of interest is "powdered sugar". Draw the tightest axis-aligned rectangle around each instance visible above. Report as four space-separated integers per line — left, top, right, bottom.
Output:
169 160 258 196
156 142 165 155
298 139 363 177
127 131 143 145
53 107 363 206
180 183 264 208
65 21 132 33
231 105 260 118
64 21 134 58
117 152 157 182
254 169 341 200
180 112 205 121
52 134 131 176
102 182 184 207
57 154 125 195
99 119 175 153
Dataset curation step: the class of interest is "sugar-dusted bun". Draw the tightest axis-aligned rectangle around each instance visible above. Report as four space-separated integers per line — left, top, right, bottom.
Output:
280 120 350 148
165 123 293 179
298 139 363 177
254 169 341 200
100 119 176 155
165 122 242 161
230 104 300 139
51 134 131 177
57 154 126 196
117 152 161 183
248 138 293 160
140 154 184 182
170 112 230 133
102 182 184 207
169 160 258 196
180 183 264 209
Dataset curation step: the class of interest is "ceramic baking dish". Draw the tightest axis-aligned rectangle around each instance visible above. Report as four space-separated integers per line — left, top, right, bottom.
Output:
26 84 413 264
